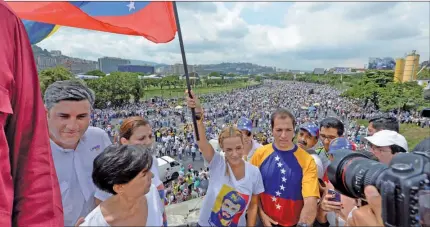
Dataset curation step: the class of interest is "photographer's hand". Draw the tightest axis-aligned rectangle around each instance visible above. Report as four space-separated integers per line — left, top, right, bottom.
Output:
320 193 342 213
347 186 383 226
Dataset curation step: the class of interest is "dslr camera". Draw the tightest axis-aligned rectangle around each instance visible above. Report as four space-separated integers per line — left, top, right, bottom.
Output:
328 150 430 227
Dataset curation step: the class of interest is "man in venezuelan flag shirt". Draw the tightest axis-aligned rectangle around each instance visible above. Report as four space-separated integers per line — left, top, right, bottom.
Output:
251 109 319 227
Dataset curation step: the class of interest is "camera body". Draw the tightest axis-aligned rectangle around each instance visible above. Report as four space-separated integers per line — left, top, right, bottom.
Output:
328 150 430 227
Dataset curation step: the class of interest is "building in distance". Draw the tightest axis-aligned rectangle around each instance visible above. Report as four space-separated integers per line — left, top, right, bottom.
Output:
313 68 325 75
98 57 131 74
368 57 396 70
118 65 155 74
333 67 353 74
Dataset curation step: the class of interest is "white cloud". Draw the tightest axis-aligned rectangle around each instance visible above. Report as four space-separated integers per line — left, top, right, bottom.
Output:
37 2 430 70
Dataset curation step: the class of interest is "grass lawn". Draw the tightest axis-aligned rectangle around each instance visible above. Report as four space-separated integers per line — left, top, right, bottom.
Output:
355 119 429 150
140 81 260 100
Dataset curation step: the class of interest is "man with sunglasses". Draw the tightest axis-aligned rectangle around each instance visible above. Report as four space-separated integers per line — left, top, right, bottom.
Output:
315 117 345 182
367 115 399 136
364 130 408 165
237 117 262 161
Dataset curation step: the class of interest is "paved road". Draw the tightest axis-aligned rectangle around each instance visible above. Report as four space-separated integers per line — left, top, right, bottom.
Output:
172 153 207 171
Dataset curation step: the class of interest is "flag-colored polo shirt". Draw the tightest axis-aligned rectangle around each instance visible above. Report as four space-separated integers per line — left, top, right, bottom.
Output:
250 143 320 226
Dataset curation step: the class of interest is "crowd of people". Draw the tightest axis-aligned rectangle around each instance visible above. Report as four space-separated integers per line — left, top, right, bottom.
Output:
76 78 429 227
164 166 209 205
92 80 428 160
28 76 427 227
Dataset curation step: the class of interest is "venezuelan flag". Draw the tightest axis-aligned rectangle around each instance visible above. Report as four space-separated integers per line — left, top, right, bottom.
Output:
8 1 177 44
22 20 61 44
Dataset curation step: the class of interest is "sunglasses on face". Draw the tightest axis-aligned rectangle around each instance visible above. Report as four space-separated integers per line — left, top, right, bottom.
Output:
319 135 337 142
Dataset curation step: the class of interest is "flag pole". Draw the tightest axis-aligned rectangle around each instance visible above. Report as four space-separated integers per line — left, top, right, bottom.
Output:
172 1 200 141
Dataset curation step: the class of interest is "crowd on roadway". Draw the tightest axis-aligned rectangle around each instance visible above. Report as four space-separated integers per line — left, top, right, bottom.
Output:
92 80 428 159
164 166 210 205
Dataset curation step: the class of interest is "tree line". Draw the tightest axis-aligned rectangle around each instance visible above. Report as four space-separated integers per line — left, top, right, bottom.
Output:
38 67 250 109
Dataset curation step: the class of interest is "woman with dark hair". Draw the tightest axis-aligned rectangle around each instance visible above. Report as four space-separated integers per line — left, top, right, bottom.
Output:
94 116 165 226
80 145 153 226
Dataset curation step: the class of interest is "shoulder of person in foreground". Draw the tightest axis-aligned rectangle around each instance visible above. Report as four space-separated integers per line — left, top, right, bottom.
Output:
250 143 273 167
295 147 320 198
0 3 64 226
85 126 112 147
309 154 324 180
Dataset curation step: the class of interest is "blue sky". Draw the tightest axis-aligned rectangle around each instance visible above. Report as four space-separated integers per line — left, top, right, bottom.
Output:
226 2 292 27
36 2 430 70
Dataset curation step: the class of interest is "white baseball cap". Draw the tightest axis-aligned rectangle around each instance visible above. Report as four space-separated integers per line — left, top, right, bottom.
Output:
365 130 408 152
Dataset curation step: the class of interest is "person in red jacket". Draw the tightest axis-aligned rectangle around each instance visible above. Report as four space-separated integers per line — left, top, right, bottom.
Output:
0 1 64 226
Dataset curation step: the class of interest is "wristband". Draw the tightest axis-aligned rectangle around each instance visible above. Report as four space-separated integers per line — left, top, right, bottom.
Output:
195 109 204 122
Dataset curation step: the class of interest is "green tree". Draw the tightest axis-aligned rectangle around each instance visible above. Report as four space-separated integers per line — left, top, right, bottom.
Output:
86 70 106 77
86 72 142 108
342 70 394 109
209 72 220 78
255 76 262 82
39 66 74 95
417 68 430 80
163 75 180 89
378 82 424 112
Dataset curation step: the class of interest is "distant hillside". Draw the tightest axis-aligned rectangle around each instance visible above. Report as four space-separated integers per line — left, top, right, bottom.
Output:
31 45 278 73
32 45 51 57
129 59 168 67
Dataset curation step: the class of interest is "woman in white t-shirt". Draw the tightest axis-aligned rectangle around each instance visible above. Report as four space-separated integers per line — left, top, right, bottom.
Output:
80 145 153 226
93 116 165 226
186 90 265 227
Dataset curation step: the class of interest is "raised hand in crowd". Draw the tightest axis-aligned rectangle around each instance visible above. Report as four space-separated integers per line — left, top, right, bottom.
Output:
185 90 203 113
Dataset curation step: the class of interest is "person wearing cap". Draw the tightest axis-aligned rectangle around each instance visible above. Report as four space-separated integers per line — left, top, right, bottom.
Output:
327 137 354 161
365 130 408 165
297 122 325 180
237 117 262 161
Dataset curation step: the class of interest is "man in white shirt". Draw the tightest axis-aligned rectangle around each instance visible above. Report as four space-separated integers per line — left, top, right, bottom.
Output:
237 117 262 161
44 80 112 226
191 144 197 161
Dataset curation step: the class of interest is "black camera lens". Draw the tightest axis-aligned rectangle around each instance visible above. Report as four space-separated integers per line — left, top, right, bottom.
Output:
328 149 389 198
